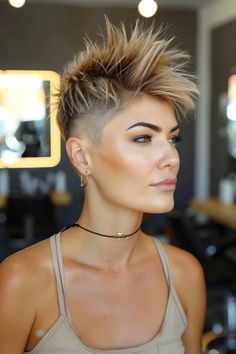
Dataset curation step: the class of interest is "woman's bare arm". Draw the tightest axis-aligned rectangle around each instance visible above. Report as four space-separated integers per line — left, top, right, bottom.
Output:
164 244 206 354
0 255 36 354
180 254 206 354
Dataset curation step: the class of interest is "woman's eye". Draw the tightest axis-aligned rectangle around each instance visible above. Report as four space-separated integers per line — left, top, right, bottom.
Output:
168 135 182 146
133 135 152 143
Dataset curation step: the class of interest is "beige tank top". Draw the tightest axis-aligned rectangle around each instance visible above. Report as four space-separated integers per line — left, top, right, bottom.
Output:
25 233 187 354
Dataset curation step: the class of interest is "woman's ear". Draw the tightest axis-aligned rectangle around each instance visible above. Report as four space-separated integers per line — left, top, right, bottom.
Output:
66 137 91 175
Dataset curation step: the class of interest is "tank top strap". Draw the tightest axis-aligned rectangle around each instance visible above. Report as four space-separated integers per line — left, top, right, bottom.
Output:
151 237 187 324
49 233 69 317
151 237 171 286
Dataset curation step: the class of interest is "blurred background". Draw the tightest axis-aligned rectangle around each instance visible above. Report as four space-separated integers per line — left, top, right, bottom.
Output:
0 0 236 352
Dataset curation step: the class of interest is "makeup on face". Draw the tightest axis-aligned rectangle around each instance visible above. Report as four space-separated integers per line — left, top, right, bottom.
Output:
149 178 177 192
125 121 181 148
126 122 179 133
90 95 181 214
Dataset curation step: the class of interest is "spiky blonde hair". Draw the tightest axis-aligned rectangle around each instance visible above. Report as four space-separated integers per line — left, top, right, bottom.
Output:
57 18 198 143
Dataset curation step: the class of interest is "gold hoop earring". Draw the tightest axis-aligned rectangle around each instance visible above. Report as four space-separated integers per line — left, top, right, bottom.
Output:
80 173 88 188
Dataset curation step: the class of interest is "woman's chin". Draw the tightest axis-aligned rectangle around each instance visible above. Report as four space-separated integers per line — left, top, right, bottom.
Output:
143 200 175 214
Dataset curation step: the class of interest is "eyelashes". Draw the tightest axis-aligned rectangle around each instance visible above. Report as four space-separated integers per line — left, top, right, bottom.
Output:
133 135 182 146
133 135 152 143
168 135 182 146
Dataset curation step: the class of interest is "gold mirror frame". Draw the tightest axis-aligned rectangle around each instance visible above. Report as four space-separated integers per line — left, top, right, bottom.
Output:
0 70 61 168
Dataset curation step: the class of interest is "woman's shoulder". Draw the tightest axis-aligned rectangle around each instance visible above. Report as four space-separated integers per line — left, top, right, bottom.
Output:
0 238 55 349
160 241 203 275
0 237 52 295
144 235 205 288
159 241 206 314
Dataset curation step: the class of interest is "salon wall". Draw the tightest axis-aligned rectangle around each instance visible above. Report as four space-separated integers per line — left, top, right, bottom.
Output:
211 19 236 195
0 2 197 229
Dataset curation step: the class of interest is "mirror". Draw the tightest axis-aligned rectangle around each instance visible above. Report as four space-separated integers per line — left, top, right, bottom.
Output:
0 70 60 168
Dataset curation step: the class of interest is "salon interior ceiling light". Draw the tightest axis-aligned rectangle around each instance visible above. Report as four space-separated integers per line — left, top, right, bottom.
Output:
138 0 158 18
8 0 26 8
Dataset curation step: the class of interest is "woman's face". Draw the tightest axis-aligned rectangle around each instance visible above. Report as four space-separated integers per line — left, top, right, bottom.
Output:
89 94 180 213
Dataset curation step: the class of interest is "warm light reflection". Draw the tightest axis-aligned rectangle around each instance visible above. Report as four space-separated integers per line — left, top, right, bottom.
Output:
0 70 61 168
227 102 236 121
8 0 26 8
227 74 236 121
138 0 158 18
227 73 236 158
0 74 46 123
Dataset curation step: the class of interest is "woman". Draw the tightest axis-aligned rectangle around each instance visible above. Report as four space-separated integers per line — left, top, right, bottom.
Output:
0 19 205 354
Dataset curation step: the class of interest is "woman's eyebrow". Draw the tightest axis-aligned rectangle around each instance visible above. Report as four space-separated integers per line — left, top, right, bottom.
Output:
170 125 180 133
126 122 179 133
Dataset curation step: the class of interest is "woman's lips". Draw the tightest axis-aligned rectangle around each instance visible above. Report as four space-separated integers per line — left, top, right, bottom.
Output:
150 178 177 191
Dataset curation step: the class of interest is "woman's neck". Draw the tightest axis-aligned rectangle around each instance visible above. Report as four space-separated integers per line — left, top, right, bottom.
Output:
73 197 144 272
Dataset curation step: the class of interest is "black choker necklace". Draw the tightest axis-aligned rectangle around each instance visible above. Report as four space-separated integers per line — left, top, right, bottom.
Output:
71 222 141 240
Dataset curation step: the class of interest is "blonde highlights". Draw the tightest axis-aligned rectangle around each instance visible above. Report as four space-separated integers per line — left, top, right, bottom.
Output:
57 18 198 143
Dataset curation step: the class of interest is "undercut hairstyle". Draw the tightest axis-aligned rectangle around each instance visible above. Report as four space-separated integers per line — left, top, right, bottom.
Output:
56 18 199 144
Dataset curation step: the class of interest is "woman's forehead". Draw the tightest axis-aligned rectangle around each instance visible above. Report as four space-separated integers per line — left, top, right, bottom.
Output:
104 94 177 131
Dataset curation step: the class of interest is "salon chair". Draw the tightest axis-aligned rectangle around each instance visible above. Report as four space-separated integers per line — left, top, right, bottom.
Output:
205 293 236 354
167 209 236 269
167 209 236 336
167 208 236 289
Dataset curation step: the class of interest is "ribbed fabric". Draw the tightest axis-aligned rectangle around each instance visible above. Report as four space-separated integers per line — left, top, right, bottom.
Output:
25 233 187 354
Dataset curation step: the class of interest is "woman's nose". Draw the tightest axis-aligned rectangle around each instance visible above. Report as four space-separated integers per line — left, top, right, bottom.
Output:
157 144 180 170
